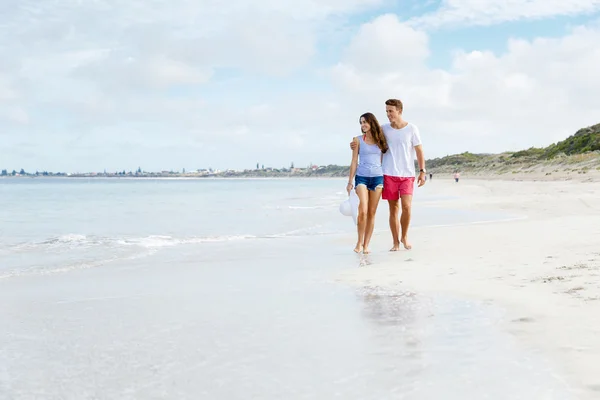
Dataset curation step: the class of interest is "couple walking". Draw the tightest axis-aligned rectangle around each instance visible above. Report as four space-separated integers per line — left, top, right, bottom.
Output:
347 99 426 254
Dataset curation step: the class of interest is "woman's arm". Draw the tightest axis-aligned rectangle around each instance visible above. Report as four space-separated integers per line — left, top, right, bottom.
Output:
347 137 359 194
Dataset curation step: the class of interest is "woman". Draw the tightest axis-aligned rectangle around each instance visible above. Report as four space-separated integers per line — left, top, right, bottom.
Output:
347 112 388 254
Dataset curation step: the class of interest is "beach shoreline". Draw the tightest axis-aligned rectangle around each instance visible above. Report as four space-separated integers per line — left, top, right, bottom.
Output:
335 178 600 398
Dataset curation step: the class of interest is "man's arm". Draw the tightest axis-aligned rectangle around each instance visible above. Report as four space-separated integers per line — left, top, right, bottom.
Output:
415 144 426 186
414 145 425 171
410 124 426 186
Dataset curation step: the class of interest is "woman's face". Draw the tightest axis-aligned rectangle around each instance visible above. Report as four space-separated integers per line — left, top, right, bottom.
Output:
360 117 370 133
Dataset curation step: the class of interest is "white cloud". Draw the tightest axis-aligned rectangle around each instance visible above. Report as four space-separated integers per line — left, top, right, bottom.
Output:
0 74 18 102
1 0 383 103
412 0 600 28
4 0 382 82
0 107 29 127
330 17 600 158
342 14 430 73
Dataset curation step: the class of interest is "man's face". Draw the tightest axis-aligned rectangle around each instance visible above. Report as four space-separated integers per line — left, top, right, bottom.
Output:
385 105 401 121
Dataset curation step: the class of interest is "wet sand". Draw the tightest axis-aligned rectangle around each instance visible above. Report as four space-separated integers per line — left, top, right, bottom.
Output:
0 235 580 399
337 178 600 399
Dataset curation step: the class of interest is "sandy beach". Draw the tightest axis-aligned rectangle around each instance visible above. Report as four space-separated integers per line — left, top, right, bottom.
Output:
336 175 600 398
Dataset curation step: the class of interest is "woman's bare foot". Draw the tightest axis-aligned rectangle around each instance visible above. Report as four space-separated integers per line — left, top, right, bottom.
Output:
363 246 370 254
354 243 363 253
390 242 400 251
401 237 412 250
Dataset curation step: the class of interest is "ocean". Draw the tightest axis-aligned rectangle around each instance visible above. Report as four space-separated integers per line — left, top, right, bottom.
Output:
0 177 509 279
0 178 578 399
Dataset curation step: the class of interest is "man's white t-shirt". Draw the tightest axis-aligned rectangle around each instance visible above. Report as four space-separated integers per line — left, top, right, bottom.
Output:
381 122 422 177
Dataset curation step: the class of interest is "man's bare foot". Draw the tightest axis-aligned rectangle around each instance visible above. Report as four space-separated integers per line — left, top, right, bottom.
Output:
390 242 400 251
354 244 363 253
401 237 412 250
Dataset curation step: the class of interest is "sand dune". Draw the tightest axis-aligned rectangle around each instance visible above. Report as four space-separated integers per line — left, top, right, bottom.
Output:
430 151 600 182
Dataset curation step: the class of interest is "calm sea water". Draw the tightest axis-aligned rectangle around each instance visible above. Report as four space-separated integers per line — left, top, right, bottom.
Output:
0 177 508 279
0 178 579 399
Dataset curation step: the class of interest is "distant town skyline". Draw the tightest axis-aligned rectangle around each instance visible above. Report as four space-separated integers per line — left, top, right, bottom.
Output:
0 162 324 177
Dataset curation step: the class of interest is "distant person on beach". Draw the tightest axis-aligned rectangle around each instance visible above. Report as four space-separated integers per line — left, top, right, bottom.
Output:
351 99 426 251
454 172 460 182
430 173 433 180
347 112 388 254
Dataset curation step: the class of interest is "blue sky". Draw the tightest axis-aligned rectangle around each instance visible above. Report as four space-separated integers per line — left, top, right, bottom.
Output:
1 0 600 172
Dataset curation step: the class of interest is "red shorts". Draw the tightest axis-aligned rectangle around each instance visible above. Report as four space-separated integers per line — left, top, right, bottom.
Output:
382 175 415 200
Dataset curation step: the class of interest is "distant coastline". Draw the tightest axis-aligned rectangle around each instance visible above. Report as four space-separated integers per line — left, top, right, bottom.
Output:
0 165 350 179
3 122 598 182
2 152 599 182
3 152 598 182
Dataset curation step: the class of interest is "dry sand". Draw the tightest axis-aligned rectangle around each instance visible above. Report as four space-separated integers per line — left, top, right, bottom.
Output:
336 175 600 399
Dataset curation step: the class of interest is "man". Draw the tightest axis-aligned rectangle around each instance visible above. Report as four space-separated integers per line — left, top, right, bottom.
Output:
350 99 426 250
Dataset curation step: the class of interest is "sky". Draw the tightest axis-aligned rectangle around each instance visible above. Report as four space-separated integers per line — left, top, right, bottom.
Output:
1 0 600 173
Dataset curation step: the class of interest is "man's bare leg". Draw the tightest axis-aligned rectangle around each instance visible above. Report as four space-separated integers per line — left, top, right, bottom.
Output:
354 185 369 253
388 199 401 251
400 195 413 250
362 187 382 254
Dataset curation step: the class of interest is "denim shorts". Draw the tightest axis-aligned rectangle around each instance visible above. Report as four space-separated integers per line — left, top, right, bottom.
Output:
355 175 384 191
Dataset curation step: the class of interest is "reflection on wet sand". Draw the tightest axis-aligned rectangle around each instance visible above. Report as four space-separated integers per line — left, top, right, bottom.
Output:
356 285 429 380
358 285 420 326
357 253 374 268
351 284 577 399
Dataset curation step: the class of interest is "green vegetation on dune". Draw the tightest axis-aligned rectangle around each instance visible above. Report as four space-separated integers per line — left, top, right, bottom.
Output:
542 123 599 157
427 152 491 169
428 122 600 172
511 123 600 160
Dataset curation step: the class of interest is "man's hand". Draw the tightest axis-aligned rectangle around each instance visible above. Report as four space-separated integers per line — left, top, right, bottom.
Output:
417 172 426 187
350 140 357 151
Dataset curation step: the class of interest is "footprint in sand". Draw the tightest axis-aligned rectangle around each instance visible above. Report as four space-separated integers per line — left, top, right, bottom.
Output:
512 317 535 323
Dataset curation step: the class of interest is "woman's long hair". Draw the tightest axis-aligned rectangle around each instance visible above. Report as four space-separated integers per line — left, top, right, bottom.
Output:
360 112 388 153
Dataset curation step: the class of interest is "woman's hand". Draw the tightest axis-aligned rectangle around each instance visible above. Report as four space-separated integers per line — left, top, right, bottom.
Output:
346 182 353 195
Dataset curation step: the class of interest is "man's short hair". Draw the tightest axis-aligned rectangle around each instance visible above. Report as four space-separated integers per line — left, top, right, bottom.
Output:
385 99 403 112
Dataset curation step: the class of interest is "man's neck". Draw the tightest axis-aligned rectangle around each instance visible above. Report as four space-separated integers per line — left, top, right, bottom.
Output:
390 118 407 129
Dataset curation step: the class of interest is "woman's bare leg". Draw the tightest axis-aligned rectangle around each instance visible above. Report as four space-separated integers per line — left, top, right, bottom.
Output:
363 186 382 254
354 185 369 253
